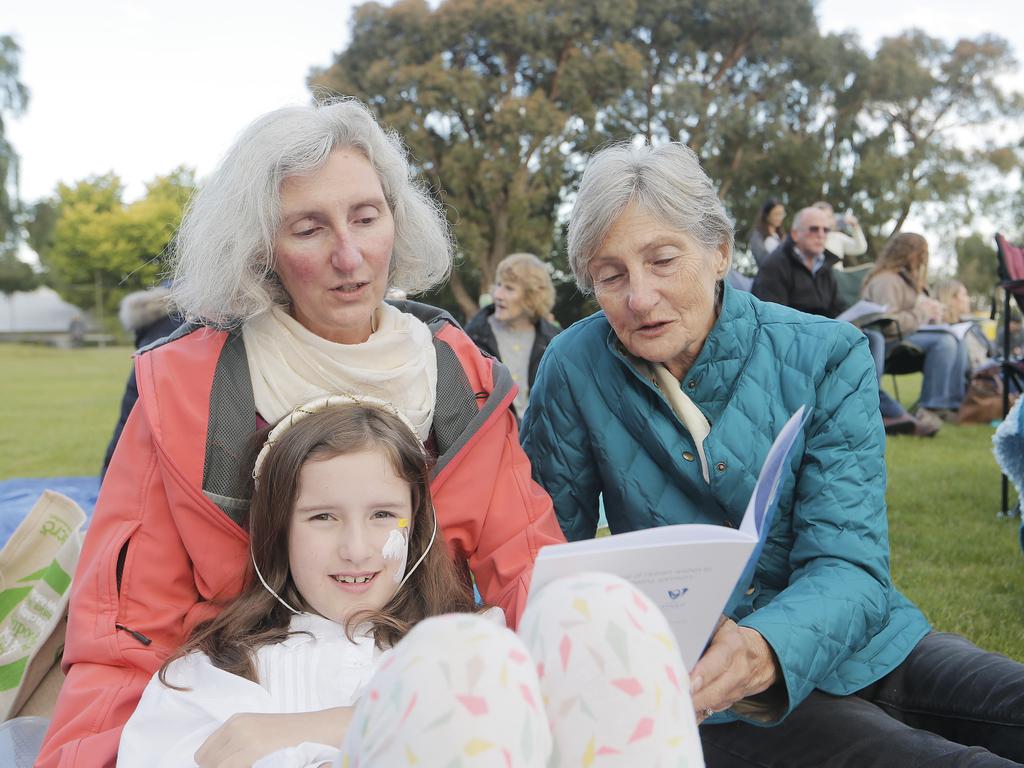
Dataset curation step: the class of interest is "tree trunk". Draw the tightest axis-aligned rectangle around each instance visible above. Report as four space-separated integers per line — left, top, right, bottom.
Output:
717 146 745 199
485 202 511 298
448 269 479 320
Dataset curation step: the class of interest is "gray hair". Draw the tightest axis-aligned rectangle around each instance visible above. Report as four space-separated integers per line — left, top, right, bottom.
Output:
567 142 735 292
170 97 453 326
792 206 821 232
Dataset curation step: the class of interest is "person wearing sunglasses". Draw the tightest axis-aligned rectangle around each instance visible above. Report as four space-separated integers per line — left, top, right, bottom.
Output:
752 207 934 436
752 206 844 318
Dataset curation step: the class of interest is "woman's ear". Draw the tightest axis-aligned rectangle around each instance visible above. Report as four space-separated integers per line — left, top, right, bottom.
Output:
714 244 732 280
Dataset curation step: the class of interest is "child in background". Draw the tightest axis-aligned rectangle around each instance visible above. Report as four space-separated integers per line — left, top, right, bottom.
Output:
933 278 994 372
118 397 704 768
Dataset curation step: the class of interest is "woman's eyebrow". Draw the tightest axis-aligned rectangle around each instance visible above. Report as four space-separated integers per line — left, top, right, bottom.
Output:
351 196 387 209
281 197 388 221
281 209 324 225
639 236 684 253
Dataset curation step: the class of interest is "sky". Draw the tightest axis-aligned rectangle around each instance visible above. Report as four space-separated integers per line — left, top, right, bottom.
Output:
5 0 1024 226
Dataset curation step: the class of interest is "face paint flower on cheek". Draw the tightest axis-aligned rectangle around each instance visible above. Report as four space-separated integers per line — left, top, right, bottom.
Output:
381 518 409 584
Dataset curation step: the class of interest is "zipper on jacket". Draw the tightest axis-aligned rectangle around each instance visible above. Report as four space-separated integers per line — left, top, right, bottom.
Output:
115 623 152 646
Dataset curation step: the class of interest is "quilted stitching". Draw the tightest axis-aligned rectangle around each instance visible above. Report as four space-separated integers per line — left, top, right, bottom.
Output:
522 285 930 724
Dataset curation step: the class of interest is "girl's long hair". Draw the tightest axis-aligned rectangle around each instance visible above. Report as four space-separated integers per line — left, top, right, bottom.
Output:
863 232 930 292
159 404 478 685
933 278 967 323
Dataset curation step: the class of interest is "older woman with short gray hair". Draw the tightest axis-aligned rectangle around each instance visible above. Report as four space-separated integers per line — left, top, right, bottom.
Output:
40 98 563 768
522 140 1024 766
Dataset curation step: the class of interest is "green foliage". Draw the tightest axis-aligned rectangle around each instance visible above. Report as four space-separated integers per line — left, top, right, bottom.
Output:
312 2 1022 318
0 249 36 295
311 0 641 316
851 33 1024 242
0 35 30 258
955 232 998 299
34 168 194 317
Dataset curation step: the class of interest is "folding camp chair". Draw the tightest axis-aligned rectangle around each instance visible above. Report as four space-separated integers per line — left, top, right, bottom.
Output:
994 233 1024 516
834 262 926 404
882 333 926 406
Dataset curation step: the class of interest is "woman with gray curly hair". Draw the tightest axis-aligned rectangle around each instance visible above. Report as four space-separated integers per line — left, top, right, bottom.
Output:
39 98 563 768
522 140 1024 766
466 252 560 416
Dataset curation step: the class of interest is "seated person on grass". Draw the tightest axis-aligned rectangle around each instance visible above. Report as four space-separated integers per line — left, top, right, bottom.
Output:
752 206 933 436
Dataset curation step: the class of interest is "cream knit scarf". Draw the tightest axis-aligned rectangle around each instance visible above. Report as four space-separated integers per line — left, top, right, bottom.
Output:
242 304 437 442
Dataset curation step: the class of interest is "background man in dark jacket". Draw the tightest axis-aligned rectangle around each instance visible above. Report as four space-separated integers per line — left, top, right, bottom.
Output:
752 206 845 317
752 207 935 436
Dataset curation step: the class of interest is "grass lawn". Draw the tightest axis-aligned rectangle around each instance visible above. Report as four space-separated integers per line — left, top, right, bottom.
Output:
1 345 1022 659
0 343 133 478
882 373 1024 659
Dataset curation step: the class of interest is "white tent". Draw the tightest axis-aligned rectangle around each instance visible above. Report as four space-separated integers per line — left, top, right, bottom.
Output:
0 287 85 334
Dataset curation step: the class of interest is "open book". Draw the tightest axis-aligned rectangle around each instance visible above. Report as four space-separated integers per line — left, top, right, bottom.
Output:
916 321 974 341
836 299 889 327
526 407 808 670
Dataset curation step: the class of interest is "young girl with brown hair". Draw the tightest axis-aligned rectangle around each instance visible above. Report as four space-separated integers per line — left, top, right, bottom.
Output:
117 397 705 767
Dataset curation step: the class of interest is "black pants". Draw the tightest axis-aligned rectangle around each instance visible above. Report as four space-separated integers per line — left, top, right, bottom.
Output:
700 632 1024 767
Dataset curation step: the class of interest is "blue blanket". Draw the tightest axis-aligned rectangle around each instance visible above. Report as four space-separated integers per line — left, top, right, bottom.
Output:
0 477 98 547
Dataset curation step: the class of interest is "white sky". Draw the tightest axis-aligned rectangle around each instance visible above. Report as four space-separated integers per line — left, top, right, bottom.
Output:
6 0 357 202
4 0 1023 217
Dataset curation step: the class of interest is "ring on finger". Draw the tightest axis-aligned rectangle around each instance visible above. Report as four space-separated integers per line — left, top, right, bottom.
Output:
702 707 714 719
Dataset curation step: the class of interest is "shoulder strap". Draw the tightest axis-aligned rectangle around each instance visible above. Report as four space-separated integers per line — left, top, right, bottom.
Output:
202 330 256 525
431 334 484 463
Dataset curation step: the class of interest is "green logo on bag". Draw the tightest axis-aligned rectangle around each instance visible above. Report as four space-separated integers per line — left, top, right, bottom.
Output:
0 559 68 692
0 559 71 624
40 515 74 544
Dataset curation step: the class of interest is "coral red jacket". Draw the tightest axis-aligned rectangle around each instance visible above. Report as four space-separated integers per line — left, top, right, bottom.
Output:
38 303 564 768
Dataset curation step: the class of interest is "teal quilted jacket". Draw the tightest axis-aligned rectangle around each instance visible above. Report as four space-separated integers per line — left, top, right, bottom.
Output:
521 285 929 725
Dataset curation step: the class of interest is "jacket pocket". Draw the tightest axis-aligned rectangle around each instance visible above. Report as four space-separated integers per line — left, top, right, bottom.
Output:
96 520 143 641
99 520 140 601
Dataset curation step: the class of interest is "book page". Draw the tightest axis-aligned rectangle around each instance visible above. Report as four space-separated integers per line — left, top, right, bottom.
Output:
836 299 887 325
916 321 973 341
528 407 808 670
530 532 755 669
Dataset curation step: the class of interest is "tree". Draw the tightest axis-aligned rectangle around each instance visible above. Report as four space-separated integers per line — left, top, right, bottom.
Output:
309 0 876 299
35 168 194 321
849 32 1024 242
0 35 30 257
594 0 879 260
0 249 35 295
310 2 1022 315
311 0 640 316
0 249 36 330
954 232 998 300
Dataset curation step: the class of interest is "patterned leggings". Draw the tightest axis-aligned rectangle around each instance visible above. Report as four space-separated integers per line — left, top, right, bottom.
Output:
337 572 704 767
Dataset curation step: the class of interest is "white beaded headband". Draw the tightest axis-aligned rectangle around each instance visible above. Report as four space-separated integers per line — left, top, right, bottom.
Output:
252 393 424 487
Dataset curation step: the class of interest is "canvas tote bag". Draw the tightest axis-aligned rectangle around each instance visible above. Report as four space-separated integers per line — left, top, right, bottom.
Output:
0 491 86 720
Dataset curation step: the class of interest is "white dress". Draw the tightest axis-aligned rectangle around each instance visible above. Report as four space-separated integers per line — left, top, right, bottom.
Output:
117 613 388 768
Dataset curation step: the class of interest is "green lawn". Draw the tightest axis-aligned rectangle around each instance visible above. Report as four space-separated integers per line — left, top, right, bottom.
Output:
1 345 1022 659
882 373 1024 658
0 343 133 477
